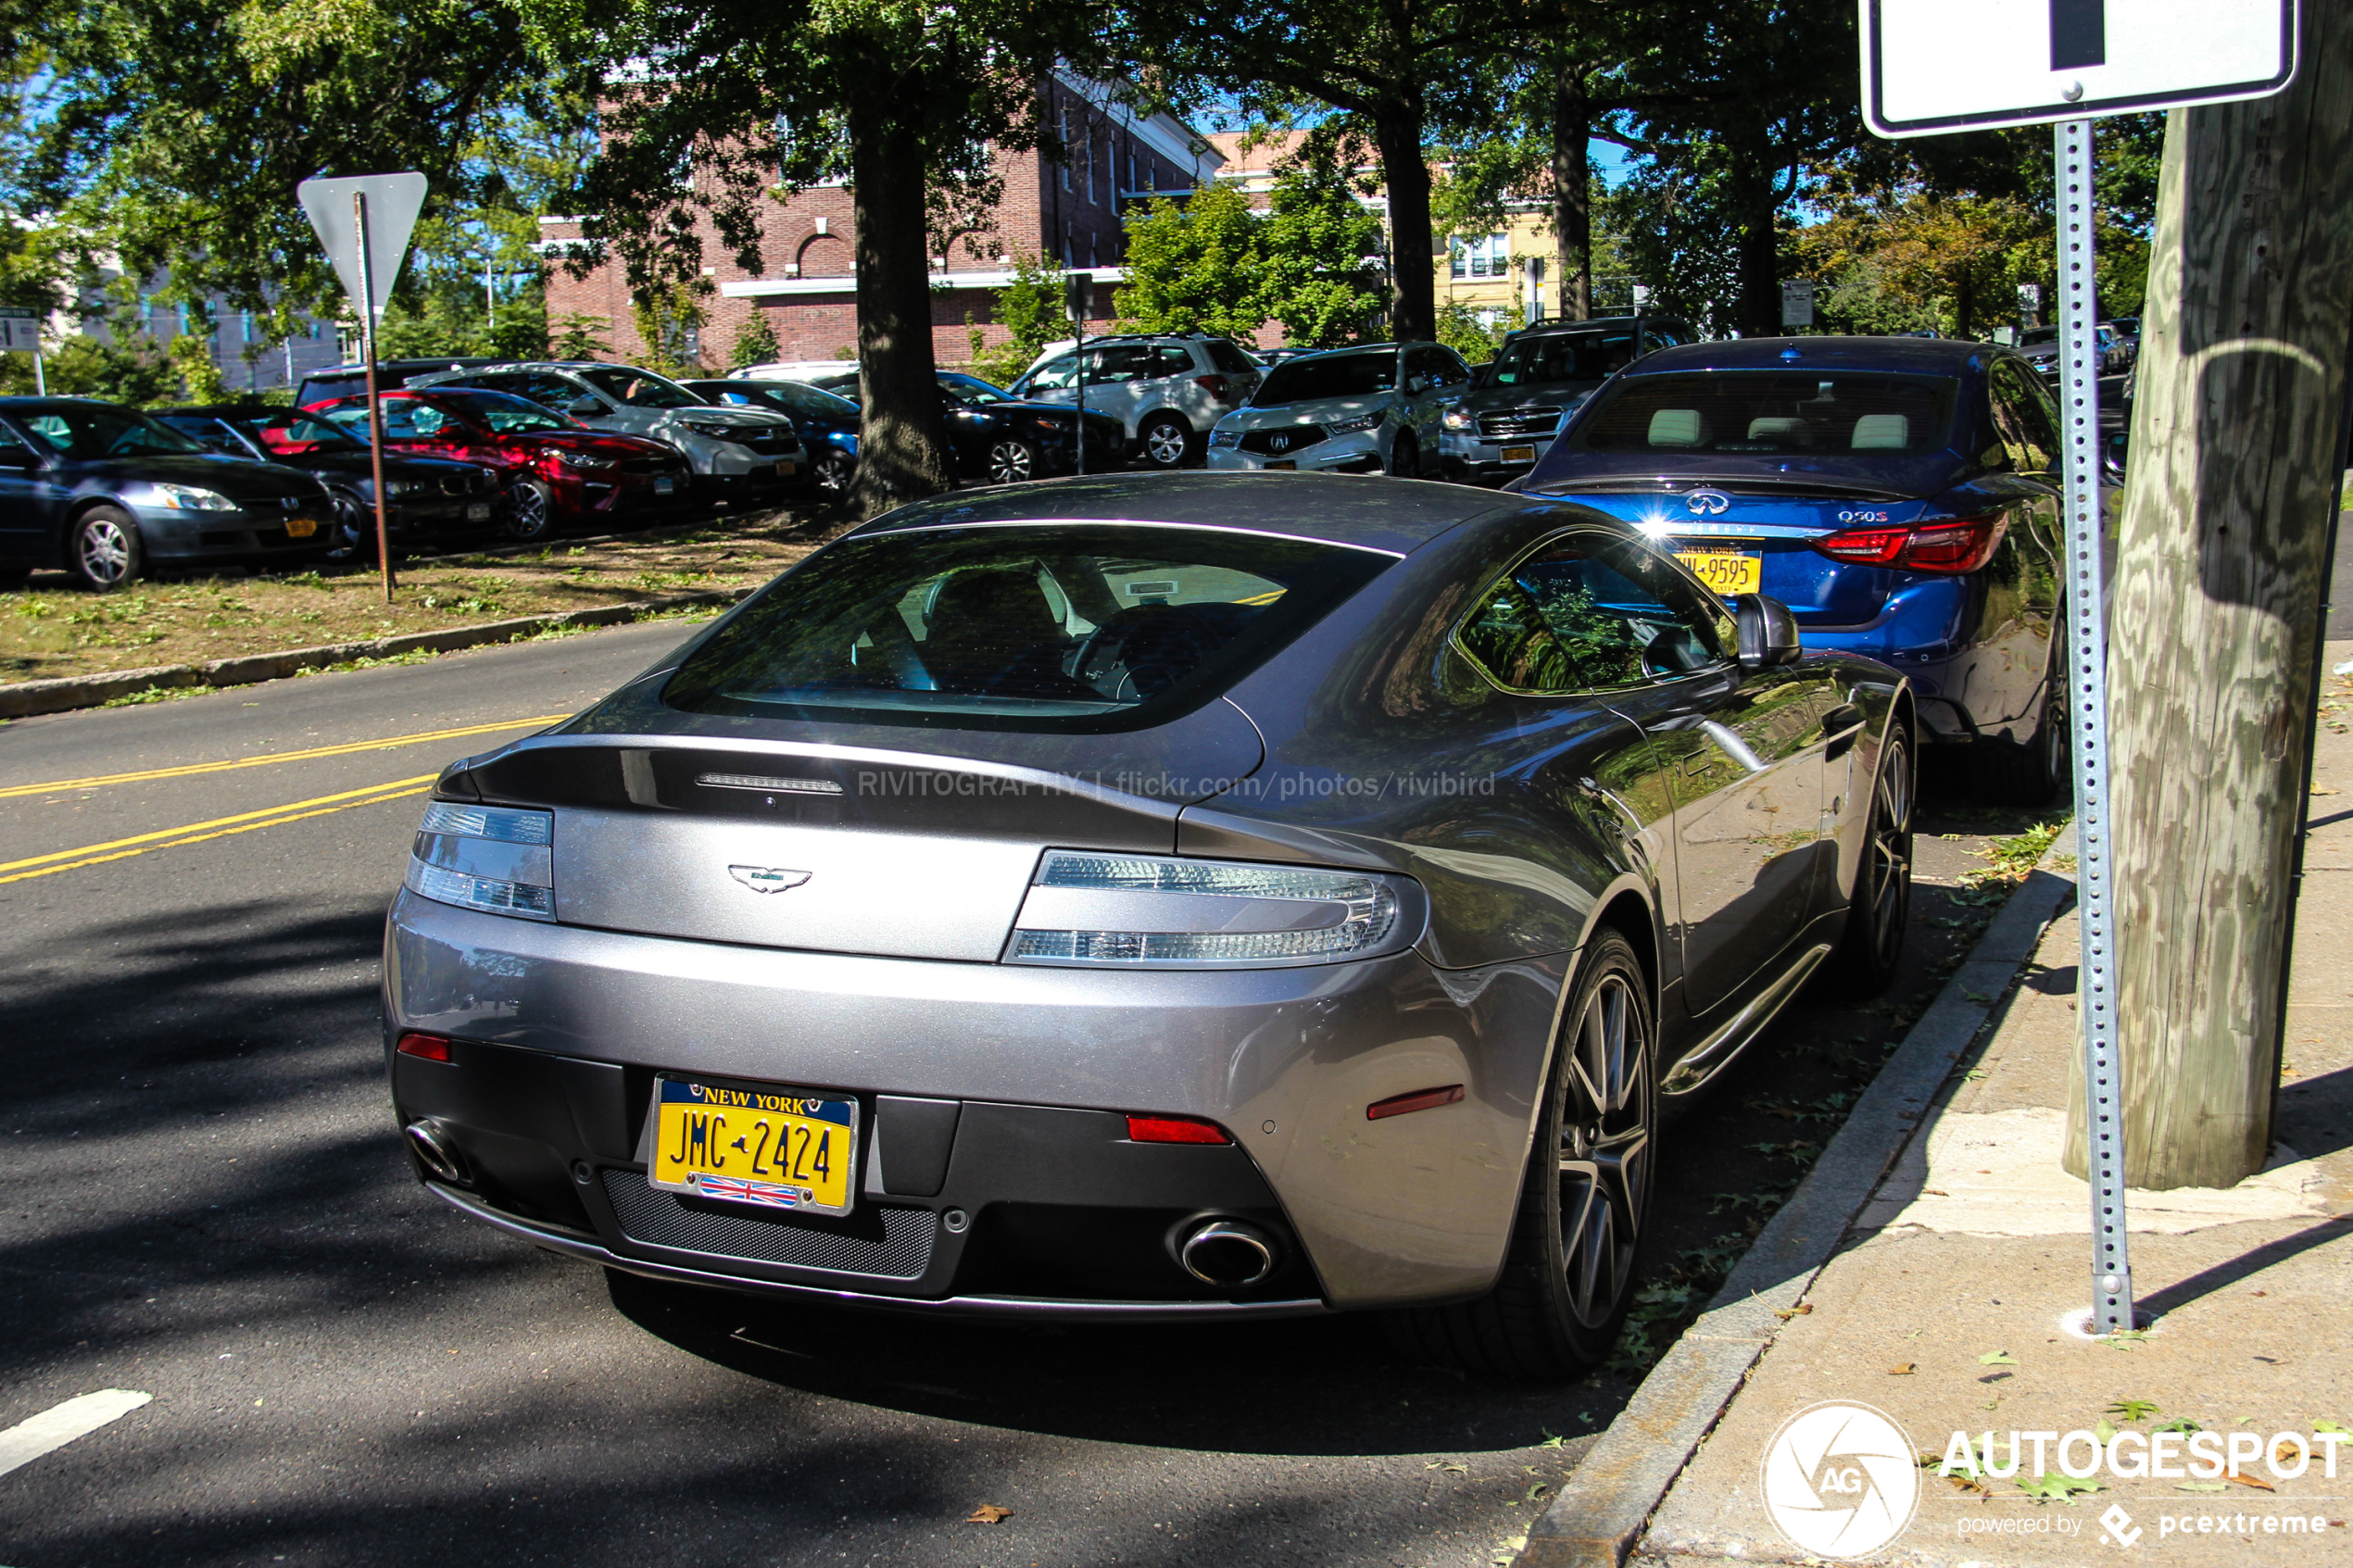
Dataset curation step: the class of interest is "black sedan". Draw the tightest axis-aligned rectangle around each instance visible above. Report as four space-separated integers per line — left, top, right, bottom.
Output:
802 370 1125 483
158 405 505 561
682 379 862 495
0 397 333 590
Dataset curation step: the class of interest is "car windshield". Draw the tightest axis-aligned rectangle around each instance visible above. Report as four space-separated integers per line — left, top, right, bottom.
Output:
937 372 1013 406
236 412 364 456
575 367 702 408
711 381 857 420
433 391 575 433
1489 331 1638 388
1565 371 1959 458
1253 351 1396 407
18 403 208 459
661 523 1391 732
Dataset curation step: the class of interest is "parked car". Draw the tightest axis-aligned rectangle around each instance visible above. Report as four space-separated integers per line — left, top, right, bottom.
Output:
383 470 1915 1379
157 404 505 560
728 359 862 384
1522 336 2077 802
0 396 333 590
1252 346 1316 368
295 357 507 409
1007 333 1262 469
2015 322 2125 381
2102 317 2141 369
309 388 689 539
1205 342 1473 477
409 362 806 501
680 378 860 495
1440 315 1694 486
800 370 1126 483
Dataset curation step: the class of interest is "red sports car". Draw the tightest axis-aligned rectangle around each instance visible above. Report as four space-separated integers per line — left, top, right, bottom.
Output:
309 388 690 539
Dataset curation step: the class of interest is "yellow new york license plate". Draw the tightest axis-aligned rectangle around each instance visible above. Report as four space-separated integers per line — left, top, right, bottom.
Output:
648 1074 858 1216
775 459 796 476
284 517 319 538
1264 458 1296 470
1677 549 1762 596
1501 445 1537 462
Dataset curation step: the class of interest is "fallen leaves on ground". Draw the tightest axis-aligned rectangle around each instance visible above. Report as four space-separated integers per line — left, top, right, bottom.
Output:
1978 1349 2020 1366
2017 1473 2103 1503
965 1504 1013 1524
1888 1363 1916 1375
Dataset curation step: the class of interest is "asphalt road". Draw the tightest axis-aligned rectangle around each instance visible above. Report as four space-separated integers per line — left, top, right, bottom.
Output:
0 617 2022 1568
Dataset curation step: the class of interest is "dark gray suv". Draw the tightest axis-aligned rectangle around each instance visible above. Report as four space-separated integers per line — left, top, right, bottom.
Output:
1441 316 1693 486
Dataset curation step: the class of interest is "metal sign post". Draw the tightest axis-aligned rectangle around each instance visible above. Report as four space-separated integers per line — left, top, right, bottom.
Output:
2054 118 2133 1334
1065 270 1093 476
296 171 427 605
1861 0 2301 1338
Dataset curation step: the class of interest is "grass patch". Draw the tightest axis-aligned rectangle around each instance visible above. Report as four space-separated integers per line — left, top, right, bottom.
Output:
0 511 821 685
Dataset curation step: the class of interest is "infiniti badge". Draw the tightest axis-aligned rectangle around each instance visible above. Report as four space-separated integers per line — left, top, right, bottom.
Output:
1686 489 1732 516
728 866 812 893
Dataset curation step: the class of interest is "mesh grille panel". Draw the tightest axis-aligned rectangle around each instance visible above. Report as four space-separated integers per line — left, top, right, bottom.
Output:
601 1170 935 1279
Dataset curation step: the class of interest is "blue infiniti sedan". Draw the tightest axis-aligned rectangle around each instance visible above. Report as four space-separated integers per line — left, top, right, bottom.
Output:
1519 336 2077 803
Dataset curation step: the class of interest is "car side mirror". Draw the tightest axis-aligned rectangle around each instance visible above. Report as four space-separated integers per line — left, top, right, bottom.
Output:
1403 374 1428 395
2101 432 2128 483
1734 595 1802 671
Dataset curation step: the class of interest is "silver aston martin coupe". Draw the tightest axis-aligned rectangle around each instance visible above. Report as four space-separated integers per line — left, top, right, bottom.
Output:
383 471 1913 1379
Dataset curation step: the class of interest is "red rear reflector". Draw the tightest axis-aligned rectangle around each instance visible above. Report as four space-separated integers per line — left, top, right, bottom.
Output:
396 1033 452 1063
1366 1084 1466 1121
1126 1114 1231 1145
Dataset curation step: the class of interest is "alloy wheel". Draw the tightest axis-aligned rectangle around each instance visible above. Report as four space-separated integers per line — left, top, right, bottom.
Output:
1556 970 1652 1330
1859 739 1915 971
987 440 1036 483
815 450 856 494
77 517 133 586
506 483 553 541
1141 419 1189 468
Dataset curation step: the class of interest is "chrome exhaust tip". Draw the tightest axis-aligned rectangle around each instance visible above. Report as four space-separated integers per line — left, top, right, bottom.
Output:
1178 1219 1277 1287
404 1119 471 1185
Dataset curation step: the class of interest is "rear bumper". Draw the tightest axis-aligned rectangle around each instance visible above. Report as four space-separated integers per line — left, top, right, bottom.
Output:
384 891 1565 1314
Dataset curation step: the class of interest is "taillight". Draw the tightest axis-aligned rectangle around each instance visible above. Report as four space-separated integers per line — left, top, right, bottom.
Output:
1194 374 1232 399
405 802 556 920
1126 1114 1231 1145
1811 514 2007 575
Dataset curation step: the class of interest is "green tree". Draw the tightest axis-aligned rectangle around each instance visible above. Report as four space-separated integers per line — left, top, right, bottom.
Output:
732 312 783 370
968 253 1060 385
557 0 1110 514
1254 157 1384 345
1114 183 1267 340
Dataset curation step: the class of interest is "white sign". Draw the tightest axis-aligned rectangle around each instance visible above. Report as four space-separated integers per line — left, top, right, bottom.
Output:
1862 0 2297 137
1780 281 1818 328
297 172 428 321
0 307 37 353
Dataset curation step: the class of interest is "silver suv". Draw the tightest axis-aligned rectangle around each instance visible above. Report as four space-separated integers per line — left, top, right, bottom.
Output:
1008 334 1261 469
413 362 806 498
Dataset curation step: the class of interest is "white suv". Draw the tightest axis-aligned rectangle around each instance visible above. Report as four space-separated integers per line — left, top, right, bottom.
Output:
1008 334 1261 469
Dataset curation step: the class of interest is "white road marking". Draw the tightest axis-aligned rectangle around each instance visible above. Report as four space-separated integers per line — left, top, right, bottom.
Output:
0 1390 153 1479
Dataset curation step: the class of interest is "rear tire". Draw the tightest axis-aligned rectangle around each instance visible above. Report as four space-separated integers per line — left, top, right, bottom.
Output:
1385 929 1655 1380
985 438 1038 483
325 492 374 562
1139 414 1192 470
1387 432 1421 479
68 506 143 591
1828 724 1915 997
813 448 857 495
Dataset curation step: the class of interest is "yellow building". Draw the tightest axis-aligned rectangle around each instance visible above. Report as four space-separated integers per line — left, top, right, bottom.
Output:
1440 206 1565 331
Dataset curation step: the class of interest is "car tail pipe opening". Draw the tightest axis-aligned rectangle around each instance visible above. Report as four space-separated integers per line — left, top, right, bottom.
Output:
404 1119 472 1186
1177 1218 1279 1287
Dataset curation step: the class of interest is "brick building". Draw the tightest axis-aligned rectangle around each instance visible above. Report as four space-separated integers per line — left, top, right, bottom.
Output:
542 73 1220 371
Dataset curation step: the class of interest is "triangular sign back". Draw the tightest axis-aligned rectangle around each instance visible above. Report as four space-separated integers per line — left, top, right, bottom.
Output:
297 172 428 321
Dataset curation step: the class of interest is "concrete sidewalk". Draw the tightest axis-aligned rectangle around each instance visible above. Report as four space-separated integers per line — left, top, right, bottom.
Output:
1633 647 2353 1567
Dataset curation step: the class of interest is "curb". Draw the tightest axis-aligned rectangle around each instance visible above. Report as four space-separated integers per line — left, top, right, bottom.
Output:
0 586 755 721
1516 825 2081 1568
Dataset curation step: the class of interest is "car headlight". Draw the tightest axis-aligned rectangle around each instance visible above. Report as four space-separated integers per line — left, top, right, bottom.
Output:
1007 850 1416 968
383 479 419 498
1208 428 1241 448
406 802 555 920
680 420 749 442
1327 412 1384 435
128 482 238 511
1441 408 1473 432
554 449 617 470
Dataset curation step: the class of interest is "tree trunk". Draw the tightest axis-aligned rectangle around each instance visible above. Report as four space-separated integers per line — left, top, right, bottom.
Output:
2070 13 2353 1189
1372 102 1435 342
848 92 953 516
1550 70 1592 322
1725 124 1780 336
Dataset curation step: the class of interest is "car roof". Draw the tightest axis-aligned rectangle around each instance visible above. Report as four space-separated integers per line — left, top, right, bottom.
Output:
159 404 296 418
1620 335 1995 377
848 471 1515 556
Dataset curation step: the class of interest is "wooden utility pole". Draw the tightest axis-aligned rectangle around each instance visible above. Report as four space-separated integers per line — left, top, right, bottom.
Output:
2069 8 2353 1190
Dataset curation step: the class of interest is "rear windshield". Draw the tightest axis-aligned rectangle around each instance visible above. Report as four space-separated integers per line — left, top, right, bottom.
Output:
1205 341 1258 374
433 391 574 433
662 524 1391 732
1490 331 1637 388
1566 371 1959 458
1254 351 1396 407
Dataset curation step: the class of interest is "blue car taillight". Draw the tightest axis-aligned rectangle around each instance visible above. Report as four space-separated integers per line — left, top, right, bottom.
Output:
405 802 556 920
1812 513 2007 574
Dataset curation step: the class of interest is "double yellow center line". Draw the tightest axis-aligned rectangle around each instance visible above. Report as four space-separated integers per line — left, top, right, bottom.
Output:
0 713 570 885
